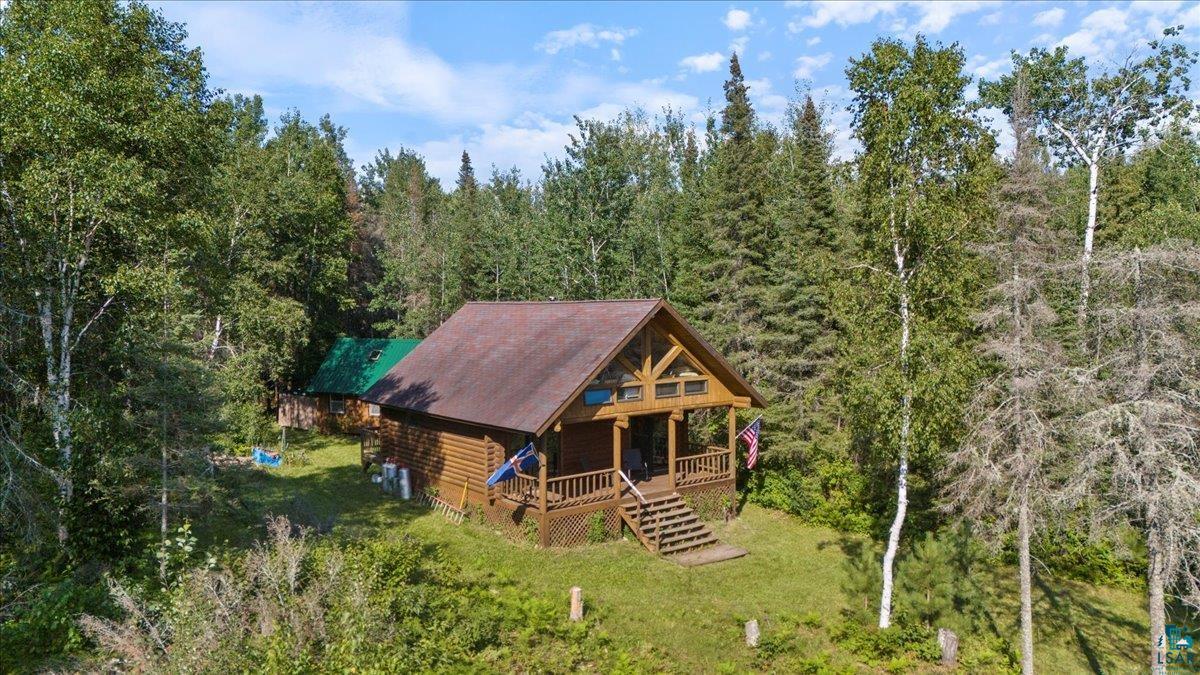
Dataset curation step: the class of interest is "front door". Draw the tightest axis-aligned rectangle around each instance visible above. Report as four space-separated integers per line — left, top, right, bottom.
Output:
630 416 668 474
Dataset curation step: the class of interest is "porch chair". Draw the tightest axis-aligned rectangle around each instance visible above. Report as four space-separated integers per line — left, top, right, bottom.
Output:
621 447 649 482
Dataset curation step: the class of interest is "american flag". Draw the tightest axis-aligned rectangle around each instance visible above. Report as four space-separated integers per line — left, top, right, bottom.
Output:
738 416 762 469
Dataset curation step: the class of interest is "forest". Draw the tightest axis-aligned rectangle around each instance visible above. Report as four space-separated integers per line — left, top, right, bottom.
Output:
3 1 1200 672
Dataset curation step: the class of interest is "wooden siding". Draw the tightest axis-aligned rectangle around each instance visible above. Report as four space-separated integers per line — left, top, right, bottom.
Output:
278 394 317 430
559 420 626 474
309 394 380 435
378 409 497 506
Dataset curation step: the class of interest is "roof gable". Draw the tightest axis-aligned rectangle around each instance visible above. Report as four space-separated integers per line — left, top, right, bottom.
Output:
363 300 765 434
307 337 421 396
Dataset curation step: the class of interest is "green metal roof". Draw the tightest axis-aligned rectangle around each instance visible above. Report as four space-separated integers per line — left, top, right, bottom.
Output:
306 337 421 396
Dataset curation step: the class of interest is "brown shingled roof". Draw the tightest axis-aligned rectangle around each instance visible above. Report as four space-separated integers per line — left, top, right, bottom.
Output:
362 299 764 434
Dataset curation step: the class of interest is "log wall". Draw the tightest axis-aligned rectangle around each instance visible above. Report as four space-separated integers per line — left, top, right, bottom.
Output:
378 409 498 506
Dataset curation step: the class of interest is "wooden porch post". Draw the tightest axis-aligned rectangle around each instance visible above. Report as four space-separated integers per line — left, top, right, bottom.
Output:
612 415 629 502
668 409 683 490
727 406 737 480
538 449 550 547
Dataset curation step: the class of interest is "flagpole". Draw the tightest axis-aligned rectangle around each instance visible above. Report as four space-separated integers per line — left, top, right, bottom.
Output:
737 414 763 438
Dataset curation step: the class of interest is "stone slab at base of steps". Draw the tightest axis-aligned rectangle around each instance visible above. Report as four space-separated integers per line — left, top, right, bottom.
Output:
670 543 748 567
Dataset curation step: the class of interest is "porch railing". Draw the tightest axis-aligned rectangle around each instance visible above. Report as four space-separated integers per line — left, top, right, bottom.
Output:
674 446 731 487
500 471 540 504
545 468 614 509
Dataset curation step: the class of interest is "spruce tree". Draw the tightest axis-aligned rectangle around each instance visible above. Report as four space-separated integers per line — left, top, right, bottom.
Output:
691 55 774 383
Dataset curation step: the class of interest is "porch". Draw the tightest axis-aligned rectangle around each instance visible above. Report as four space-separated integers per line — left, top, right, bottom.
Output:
495 406 739 517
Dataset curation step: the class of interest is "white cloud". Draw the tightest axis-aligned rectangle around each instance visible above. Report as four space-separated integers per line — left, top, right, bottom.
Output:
794 52 833 79
790 1 899 30
679 51 726 73
787 0 997 34
979 10 1002 26
909 1 1000 34
1130 1 1183 15
611 48 621 61
1032 7 1065 28
969 55 1009 80
730 36 750 55
724 8 752 30
758 51 773 61
806 36 823 46
536 23 638 55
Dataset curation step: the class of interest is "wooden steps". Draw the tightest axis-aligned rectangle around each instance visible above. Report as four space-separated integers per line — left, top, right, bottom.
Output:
619 492 732 561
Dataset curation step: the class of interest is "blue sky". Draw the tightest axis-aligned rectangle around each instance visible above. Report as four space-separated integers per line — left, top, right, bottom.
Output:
154 1 1200 187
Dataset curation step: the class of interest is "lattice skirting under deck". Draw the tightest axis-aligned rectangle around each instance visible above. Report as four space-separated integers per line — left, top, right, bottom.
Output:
546 506 621 547
678 481 736 522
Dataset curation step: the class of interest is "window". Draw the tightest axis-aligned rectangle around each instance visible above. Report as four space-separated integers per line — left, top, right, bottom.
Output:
591 360 635 386
655 382 680 398
329 396 346 415
368 403 381 417
367 349 383 362
650 330 673 367
620 337 645 373
583 388 613 406
617 385 643 402
684 379 708 396
663 354 702 378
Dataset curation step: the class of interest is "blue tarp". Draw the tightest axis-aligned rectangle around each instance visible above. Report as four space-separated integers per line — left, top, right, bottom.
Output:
252 446 282 467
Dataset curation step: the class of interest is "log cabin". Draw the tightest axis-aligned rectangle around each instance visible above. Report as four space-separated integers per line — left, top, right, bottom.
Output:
282 337 421 434
360 300 765 555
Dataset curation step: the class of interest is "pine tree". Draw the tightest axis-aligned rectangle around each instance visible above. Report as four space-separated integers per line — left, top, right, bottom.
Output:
691 55 774 383
454 150 485 303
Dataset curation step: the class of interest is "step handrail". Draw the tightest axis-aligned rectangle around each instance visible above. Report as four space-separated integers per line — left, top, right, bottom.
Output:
617 469 646 503
617 470 661 552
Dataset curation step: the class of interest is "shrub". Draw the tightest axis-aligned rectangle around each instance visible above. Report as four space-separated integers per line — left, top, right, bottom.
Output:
586 512 608 544
80 517 651 672
0 577 111 670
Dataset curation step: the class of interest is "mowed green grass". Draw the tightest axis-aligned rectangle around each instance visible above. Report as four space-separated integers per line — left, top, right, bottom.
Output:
208 431 1148 673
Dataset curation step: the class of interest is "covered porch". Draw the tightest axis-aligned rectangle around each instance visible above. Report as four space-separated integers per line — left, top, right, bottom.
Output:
495 405 739 514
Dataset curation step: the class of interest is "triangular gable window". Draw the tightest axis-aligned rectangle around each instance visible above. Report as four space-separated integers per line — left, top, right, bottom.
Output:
591 360 636 386
662 353 702 379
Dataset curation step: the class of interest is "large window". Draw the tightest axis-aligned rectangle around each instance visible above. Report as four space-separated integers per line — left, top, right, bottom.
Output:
329 396 346 415
684 379 708 396
583 388 613 406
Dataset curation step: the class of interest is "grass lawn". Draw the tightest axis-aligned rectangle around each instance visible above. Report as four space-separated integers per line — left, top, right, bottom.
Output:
205 431 1148 673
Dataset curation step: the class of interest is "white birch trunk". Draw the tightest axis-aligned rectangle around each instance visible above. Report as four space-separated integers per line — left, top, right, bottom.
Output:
880 254 911 629
38 294 73 543
1079 156 1101 328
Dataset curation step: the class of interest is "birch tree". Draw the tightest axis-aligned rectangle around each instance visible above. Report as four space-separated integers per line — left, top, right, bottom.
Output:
0 0 213 542
980 29 1196 327
943 80 1069 674
845 37 995 628
1072 244 1200 670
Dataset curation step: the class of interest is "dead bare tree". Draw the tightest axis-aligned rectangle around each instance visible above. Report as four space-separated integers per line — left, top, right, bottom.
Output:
944 78 1070 675
1071 243 1200 670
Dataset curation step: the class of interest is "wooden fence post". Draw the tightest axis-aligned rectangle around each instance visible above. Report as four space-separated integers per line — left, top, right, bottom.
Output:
744 619 760 647
569 586 583 621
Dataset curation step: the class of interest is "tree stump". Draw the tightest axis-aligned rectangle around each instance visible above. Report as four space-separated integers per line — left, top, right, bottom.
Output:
938 628 958 666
